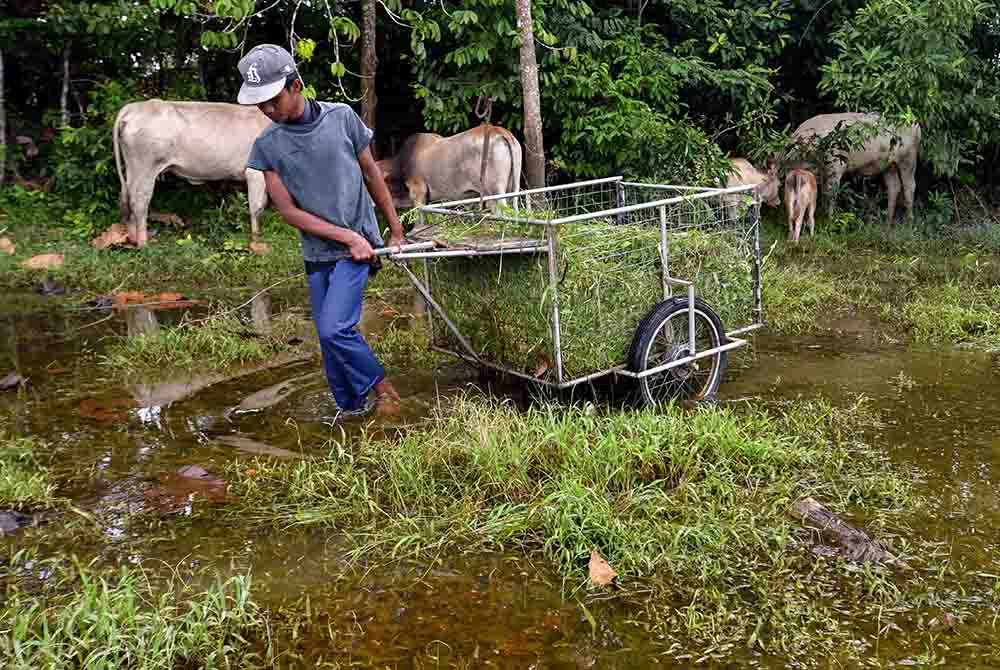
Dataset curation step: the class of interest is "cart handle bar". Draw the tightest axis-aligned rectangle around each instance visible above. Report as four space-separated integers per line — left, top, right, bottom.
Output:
375 241 437 257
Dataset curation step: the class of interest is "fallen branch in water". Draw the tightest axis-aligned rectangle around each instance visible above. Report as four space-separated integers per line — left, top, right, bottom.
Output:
789 496 898 564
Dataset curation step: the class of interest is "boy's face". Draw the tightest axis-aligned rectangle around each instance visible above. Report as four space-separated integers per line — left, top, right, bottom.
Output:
257 81 302 124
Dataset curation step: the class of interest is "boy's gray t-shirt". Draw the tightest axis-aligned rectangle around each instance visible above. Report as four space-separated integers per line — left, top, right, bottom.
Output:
246 101 383 262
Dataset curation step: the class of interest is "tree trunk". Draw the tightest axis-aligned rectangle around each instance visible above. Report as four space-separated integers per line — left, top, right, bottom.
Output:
61 44 71 126
0 48 6 183
360 0 377 132
515 0 545 189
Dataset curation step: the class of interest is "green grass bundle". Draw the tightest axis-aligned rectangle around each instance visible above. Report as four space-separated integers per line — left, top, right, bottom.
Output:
423 215 754 379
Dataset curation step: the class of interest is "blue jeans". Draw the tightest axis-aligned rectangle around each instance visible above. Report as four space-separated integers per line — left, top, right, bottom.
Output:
305 259 385 412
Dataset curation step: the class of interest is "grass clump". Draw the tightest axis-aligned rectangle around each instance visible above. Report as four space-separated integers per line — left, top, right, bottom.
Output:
0 557 270 669
368 318 447 371
0 434 59 510
424 215 755 379
902 281 1000 347
0 187 304 294
100 312 313 377
227 394 915 660
761 263 849 332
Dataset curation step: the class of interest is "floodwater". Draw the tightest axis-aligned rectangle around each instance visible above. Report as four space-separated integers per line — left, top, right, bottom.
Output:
1 287 998 668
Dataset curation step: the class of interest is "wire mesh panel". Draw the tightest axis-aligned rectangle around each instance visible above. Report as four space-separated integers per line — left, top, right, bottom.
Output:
623 183 761 337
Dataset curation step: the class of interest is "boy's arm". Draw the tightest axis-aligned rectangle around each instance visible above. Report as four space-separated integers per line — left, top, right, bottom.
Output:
358 146 405 248
263 169 375 262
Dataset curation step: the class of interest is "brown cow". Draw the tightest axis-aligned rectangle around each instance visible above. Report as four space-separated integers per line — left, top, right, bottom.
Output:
784 168 818 244
376 125 522 210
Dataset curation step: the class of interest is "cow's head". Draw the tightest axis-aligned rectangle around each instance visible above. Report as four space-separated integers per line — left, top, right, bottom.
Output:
760 158 781 208
375 158 414 210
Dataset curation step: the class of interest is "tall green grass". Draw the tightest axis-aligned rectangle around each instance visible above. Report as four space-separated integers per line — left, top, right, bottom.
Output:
100 312 313 378
226 394 914 658
1 557 270 669
0 434 59 510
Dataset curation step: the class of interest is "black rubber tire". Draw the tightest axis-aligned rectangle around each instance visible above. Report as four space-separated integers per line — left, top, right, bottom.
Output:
627 297 729 407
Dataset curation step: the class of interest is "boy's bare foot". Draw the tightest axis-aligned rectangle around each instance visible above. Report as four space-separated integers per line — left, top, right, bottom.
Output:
373 378 401 415
374 379 401 402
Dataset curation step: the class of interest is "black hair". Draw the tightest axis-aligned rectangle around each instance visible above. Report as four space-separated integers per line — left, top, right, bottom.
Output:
284 73 302 90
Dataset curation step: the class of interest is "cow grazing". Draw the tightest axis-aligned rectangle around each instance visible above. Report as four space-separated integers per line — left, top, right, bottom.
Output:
376 125 523 210
781 112 921 225
784 168 818 244
722 158 780 222
113 100 272 247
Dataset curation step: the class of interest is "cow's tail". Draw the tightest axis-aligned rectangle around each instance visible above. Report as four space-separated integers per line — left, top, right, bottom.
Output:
112 104 130 225
502 128 523 196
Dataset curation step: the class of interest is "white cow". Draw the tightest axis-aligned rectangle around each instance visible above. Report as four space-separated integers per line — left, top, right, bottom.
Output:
722 157 780 222
781 112 921 225
375 125 523 210
112 100 272 247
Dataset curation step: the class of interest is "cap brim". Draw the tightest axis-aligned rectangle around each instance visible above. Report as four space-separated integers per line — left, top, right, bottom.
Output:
237 78 285 105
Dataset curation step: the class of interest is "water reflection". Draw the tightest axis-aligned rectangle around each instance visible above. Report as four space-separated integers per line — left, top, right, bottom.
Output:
124 306 159 338
250 291 272 334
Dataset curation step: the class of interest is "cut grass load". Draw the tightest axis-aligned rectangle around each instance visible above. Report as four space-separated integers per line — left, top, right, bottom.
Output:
420 215 755 379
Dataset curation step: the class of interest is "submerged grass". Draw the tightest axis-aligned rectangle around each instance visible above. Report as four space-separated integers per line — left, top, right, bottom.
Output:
760 214 1000 347
368 317 448 371
0 433 60 511
0 556 270 669
226 394 916 661
902 281 1000 348
99 312 314 377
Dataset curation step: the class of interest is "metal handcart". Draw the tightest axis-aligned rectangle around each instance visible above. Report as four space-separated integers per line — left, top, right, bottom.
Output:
385 176 764 406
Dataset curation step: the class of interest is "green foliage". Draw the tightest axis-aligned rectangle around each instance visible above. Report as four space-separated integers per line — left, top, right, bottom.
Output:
663 0 794 67
408 0 593 133
49 80 141 238
545 30 769 183
820 0 1000 177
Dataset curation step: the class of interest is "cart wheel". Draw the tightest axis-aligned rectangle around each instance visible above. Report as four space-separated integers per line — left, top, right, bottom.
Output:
628 297 728 407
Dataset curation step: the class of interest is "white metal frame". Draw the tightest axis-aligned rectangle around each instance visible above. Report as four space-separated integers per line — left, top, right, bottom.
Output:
386 176 765 391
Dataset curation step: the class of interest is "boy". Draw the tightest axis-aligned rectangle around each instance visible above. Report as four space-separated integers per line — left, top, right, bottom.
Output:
236 43 405 418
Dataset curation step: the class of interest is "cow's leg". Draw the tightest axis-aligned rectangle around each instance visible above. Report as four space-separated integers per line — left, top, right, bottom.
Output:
124 167 161 248
246 168 270 252
899 160 917 224
807 193 817 237
793 204 805 244
785 193 796 243
883 166 901 226
824 163 844 219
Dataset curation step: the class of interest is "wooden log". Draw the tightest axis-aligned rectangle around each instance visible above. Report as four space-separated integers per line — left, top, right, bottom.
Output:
788 496 896 564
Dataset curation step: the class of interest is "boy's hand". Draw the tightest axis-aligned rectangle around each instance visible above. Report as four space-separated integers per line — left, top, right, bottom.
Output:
387 233 406 251
348 233 376 262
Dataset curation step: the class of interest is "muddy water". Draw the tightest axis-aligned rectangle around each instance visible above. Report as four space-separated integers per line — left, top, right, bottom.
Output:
2 289 1000 668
